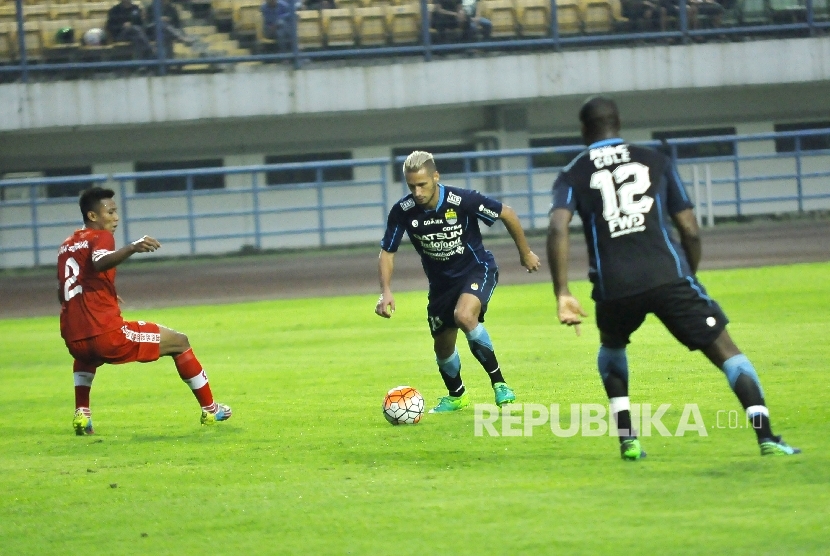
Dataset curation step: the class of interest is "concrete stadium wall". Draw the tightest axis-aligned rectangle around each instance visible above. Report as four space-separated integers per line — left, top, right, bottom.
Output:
1 36 829 269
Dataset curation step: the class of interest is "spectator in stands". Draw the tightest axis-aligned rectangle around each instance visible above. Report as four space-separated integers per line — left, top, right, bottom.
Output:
303 0 335 9
461 0 491 41
144 0 194 57
688 0 725 30
106 0 155 58
261 0 293 51
621 0 667 32
431 0 466 43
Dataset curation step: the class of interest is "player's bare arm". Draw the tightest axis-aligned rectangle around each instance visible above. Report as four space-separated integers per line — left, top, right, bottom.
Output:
92 235 161 272
498 205 541 272
547 208 587 336
671 208 701 274
376 249 396 318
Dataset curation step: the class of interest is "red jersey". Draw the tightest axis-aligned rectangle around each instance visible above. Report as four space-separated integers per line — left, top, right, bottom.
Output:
58 228 125 342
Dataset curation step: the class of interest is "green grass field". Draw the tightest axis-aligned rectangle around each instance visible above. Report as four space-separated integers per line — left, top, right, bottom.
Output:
1 263 828 555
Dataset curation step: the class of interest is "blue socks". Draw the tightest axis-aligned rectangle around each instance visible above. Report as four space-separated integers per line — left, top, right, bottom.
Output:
722 354 764 398
598 346 629 385
437 349 461 378
436 349 464 396
465 324 504 384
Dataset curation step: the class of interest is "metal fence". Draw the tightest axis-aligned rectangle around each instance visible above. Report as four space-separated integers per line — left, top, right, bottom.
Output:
1 128 829 268
1 0 829 81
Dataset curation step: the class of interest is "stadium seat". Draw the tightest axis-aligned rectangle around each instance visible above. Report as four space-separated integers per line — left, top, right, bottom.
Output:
354 6 387 45
768 0 807 22
555 0 582 34
11 21 43 61
337 0 360 8
23 4 48 21
581 0 609 32
813 0 829 21
40 19 78 62
296 9 324 49
481 0 519 38
0 22 13 62
323 8 356 46
81 2 111 21
212 0 236 25
50 2 83 22
0 6 15 24
516 0 550 37
386 2 420 43
738 0 769 25
233 3 260 37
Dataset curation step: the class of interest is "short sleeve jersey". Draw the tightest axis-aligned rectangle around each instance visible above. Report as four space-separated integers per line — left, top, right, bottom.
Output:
57 228 125 342
380 184 502 286
551 139 695 301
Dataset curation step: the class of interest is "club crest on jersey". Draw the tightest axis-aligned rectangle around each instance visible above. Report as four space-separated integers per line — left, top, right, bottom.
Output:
446 192 461 205
400 199 415 211
445 209 458 225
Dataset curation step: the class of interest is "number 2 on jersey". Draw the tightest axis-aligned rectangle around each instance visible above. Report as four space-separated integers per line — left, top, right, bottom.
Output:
63 257 83 301
590 162 654 221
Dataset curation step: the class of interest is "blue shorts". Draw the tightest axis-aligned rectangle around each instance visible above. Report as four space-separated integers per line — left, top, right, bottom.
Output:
426 266 499 337
596 277 729 350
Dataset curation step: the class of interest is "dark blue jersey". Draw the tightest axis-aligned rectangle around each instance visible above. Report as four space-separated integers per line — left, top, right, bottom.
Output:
381 184 502 286
551 138 695 301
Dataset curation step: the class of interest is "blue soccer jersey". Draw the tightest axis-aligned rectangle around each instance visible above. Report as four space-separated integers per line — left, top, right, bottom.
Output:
380 184 502 286
551 139 695 301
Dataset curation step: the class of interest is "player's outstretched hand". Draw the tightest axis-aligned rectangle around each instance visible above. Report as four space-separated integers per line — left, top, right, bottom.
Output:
375 293 395 318
131 235 161 253
557 294 588 336
521 250 541 273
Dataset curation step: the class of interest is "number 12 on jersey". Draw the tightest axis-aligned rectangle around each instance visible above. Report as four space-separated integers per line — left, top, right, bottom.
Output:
590 162 654 237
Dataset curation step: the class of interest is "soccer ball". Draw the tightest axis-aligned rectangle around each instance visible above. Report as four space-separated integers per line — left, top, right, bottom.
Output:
382 386 424 425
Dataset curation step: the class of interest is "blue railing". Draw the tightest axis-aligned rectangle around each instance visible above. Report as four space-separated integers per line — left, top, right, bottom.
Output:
1 0 829 81
111 157 389 255
665 130 830 217
0 173 110 265
1 129 829 268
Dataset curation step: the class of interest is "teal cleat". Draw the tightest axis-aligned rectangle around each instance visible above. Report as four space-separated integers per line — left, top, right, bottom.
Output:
759 436 801 456
428 392 470 413
620 438 646 461
73 408 94 436
201 403 233 425
492 382 516 407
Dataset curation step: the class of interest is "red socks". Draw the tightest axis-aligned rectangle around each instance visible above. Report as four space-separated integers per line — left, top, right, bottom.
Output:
174 348 215 409
73 362 96 410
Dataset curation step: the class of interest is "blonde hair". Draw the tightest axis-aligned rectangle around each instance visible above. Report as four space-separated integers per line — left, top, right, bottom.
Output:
403 150 436 175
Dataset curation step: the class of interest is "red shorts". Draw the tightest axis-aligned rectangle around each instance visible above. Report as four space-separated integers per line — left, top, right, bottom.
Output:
67 320 161 369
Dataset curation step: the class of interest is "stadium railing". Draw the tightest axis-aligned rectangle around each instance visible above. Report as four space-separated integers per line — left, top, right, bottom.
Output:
1 0 829 81
1 129 828 268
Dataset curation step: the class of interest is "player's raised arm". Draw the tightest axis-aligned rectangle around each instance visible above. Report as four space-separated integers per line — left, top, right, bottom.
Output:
547 207 587 336
498 204 540 272
92 235 161 272
376 249 396 318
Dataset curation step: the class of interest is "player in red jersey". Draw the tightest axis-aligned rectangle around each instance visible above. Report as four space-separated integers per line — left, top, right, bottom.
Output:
58 187 231 435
